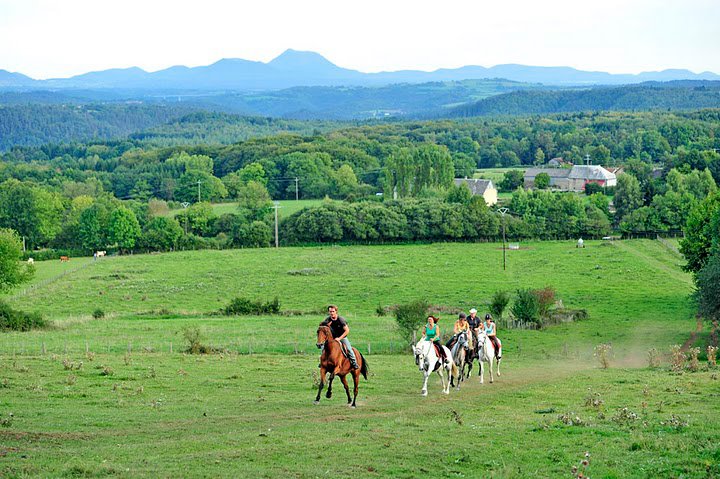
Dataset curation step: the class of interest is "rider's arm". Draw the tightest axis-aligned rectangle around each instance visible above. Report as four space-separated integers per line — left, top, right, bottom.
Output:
336 324 349 341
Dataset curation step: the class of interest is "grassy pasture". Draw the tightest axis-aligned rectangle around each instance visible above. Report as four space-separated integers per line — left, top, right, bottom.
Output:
2 239 715 478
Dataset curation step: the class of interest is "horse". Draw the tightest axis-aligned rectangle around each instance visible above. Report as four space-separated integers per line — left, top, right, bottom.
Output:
314 325 368 408
449 331 472 390
476 329 502 384
413 340 457 396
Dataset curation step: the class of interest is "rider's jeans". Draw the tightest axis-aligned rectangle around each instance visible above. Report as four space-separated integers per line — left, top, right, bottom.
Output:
340 338 357 363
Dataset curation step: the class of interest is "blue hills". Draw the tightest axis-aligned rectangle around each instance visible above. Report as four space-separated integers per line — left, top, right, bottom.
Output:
1 49 719 91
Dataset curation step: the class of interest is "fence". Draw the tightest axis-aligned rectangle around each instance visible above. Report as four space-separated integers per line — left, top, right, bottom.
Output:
7 258 96 301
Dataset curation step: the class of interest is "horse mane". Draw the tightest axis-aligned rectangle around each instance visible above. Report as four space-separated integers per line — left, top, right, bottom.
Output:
317 324 333 337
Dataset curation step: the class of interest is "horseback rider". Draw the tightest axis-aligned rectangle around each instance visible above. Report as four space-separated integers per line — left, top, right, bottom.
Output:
422 315 447 362
320 305 359 369
446 312 469 356
467 308 481 345
484 313 501 358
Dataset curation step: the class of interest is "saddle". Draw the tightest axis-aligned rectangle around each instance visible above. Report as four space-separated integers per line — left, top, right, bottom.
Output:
339 342 352 360
433 343 446 361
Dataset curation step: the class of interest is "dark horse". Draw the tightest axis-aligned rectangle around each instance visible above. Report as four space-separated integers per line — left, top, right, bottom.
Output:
315 325 368 408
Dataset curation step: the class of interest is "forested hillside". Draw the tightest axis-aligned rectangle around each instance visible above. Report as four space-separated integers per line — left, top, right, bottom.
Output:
0 104 194 150
449 82 720 117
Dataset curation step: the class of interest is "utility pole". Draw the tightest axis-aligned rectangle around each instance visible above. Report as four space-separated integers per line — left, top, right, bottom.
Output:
498 207 509 271
273 201 280 248
196 180 202 203
294 177 299 201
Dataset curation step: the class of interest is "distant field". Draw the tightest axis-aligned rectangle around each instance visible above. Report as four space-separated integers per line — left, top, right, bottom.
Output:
474 167 525 183
167 199 322 219
2 238 714 478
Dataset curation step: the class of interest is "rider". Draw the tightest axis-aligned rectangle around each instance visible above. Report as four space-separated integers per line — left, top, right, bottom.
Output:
320 305 359 369
484 313 501 359
446 312 469 356
467 308 482 344
422 315 447 362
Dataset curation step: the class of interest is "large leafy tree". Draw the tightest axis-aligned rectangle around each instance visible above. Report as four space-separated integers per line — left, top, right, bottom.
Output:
680 192 720 273
109 207 141 253
138 217 183 252
697 253 720 321
0 179 63 248
0 228 34 292
614 173 644 223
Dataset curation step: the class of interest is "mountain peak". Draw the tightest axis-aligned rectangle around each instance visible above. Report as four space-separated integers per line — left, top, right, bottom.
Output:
268 49 337 70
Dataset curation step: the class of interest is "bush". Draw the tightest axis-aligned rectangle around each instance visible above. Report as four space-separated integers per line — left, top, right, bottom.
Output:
511 289 541 325
532 286 557 318
0 301 46 332
182 327 212 354
394 300 429 345
489 291 511 319
222 296 280 316
92 309 105 319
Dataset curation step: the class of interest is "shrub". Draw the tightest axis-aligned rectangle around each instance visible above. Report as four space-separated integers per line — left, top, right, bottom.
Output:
532 286 556 318
92 309 105 320
647 348 661 368
0 301 46 331
687 347 700 372
669 345 685 373
394 300 430 345
222 297 280 316
489 291 511 319
511 289 540 325
182 327 212 354
708 345 718 367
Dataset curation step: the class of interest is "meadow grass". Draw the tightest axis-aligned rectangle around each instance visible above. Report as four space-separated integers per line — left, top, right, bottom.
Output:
1 239 712 477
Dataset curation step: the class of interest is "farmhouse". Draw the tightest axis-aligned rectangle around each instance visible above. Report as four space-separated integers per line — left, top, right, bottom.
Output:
524 165 617 191
453 178 498 205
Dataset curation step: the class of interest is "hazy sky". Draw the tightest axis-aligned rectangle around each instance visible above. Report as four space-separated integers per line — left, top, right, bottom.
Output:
1 0 718 79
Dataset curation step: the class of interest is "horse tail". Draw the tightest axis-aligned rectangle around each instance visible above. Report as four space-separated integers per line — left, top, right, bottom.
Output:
451 360 458 380
359 352 368 380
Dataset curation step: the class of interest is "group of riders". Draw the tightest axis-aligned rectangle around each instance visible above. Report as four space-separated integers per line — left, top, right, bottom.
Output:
319 305 501 370
421 308 501 363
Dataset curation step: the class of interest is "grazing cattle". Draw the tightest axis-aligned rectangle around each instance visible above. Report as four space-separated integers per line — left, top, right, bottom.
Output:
27 258 34 265
60 256 70 262
96 251 106 258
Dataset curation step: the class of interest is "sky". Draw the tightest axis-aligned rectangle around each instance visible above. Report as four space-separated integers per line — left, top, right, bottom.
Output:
0 0 718 79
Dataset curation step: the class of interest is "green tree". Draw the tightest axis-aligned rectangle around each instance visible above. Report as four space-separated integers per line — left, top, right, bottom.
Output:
697 253 720 321
0 228 34 292
534 148 546 165
534 172 550 190
446 183 473 204
175 170 228 203
237 181 272 222
109 207 141 253
331 164 359 199
499 170 525 192
680 192 720 273
139 217 183 252
0 180 63 248
614 174 644 222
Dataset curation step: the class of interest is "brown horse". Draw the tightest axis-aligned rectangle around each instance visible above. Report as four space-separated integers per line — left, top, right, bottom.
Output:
315 325 368 408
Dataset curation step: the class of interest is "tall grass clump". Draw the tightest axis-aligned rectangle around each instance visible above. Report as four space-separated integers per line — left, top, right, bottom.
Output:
0 301 46 332
687 347 700 372
669 345 685 373
594 343 612 369
182 327 212 354
394 300 429 345
647 348 661 368
707 345 717 368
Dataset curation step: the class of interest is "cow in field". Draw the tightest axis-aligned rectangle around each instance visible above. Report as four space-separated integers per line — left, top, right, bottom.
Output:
27 258 34 265
60 256 70 262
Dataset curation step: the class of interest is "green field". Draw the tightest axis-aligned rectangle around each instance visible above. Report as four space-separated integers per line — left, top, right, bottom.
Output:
2 239 717 478
167 199 323 219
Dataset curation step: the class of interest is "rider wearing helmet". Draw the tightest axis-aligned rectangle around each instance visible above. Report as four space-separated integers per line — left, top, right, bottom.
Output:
484 313 500 358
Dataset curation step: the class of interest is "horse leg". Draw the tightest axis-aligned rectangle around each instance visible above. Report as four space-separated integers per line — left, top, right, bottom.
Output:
339 374 352 405
421 370 429 396
489 357 494 384
437 367 448 395
314 367 326 404
350 369 360 408
326 372 335 399
479 360 484 384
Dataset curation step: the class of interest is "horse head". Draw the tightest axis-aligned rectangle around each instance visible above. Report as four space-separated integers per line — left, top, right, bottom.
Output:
457 331 469 350
316 325 332 349
413 341 430 371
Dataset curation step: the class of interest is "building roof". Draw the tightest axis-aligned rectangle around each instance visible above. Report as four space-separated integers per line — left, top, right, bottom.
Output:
454 178 495 195
524 168 572 179
568 165 616 181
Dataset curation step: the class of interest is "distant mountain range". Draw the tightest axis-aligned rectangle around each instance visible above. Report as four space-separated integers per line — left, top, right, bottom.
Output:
1 49 719 91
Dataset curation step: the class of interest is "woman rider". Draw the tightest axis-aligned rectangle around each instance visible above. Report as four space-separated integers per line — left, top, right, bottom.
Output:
446 312 470 355
484 313 500 358
422 315 447 362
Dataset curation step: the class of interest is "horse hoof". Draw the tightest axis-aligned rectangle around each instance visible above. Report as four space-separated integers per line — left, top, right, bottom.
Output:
313 400 320 405
443 390 449 395
421 391 428 397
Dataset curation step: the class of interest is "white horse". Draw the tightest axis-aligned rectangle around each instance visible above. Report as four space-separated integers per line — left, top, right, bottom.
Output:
476 329 502 384
413 340 457 396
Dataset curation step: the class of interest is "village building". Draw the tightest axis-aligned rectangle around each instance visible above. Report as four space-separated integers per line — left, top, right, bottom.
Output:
524 165 617 191
453 178 498 206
